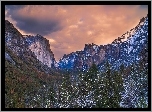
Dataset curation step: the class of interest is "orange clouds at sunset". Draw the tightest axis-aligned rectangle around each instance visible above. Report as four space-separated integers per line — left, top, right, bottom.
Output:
5 5 148 60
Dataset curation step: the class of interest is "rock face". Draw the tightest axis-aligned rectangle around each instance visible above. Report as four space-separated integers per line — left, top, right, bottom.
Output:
5 20 56 69
5 20 35 59
24 34 56 68
5 14 148 72
58 15 148 71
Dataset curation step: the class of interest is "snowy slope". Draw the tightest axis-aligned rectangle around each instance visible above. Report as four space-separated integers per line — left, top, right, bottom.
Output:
24 34 56 68
58 15 148 71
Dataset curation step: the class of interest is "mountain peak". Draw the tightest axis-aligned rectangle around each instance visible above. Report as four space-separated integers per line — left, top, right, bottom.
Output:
84 43 98 50
112 14 148 45
58 15 148 71
5 20 56 69
24 34 56 68
5 20 10 23
5 20 23 38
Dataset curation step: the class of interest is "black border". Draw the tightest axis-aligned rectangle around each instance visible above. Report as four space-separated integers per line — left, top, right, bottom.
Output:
2 1 151 111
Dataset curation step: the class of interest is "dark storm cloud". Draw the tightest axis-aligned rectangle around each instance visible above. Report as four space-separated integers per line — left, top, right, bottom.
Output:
140 5 148 9
5 5 62 35
5 5 26 10
5 5 148 60
14 17 61 35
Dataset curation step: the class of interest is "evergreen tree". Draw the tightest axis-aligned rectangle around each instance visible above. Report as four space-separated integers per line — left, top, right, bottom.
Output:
121 59 148 108
99 61 124 108
57 73 73 108
85 63 99 91
76 63 99 108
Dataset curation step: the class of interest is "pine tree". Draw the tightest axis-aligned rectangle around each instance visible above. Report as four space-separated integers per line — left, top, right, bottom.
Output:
99 61 124 108
47 83 56 108
76 63 99 108
85 63 98 91
58 73 73 108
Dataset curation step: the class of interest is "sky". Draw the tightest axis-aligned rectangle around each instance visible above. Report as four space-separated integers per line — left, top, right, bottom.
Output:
5 5 148 61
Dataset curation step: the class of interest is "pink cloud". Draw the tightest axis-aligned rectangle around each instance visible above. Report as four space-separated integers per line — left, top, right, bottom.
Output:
5 5 148 60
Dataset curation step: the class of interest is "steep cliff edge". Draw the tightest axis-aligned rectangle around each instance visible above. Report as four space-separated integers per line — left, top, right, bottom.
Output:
58 15 148 71
23 34 56 68
5 20 56 74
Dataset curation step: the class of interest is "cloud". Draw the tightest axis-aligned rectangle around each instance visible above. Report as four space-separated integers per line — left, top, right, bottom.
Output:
5 5 63 35
5 5 148 60
5 5 26 10
140 5 148 9
15 17 61 35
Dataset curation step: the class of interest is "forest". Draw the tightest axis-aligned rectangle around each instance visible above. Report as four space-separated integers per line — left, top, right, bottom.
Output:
5 43 148 108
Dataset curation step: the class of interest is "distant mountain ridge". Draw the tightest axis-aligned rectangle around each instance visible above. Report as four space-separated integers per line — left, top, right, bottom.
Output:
5 20 56 74
4 14 149 109
5 14 148 72
57 15 148 71
23 34 56 68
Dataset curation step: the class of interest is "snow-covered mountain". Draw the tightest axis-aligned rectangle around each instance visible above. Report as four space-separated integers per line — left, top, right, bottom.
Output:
5 20 56 74
23 34 56 68
58 15 148 71
5 14 148 72
5 15 148 108
5 20 36 61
